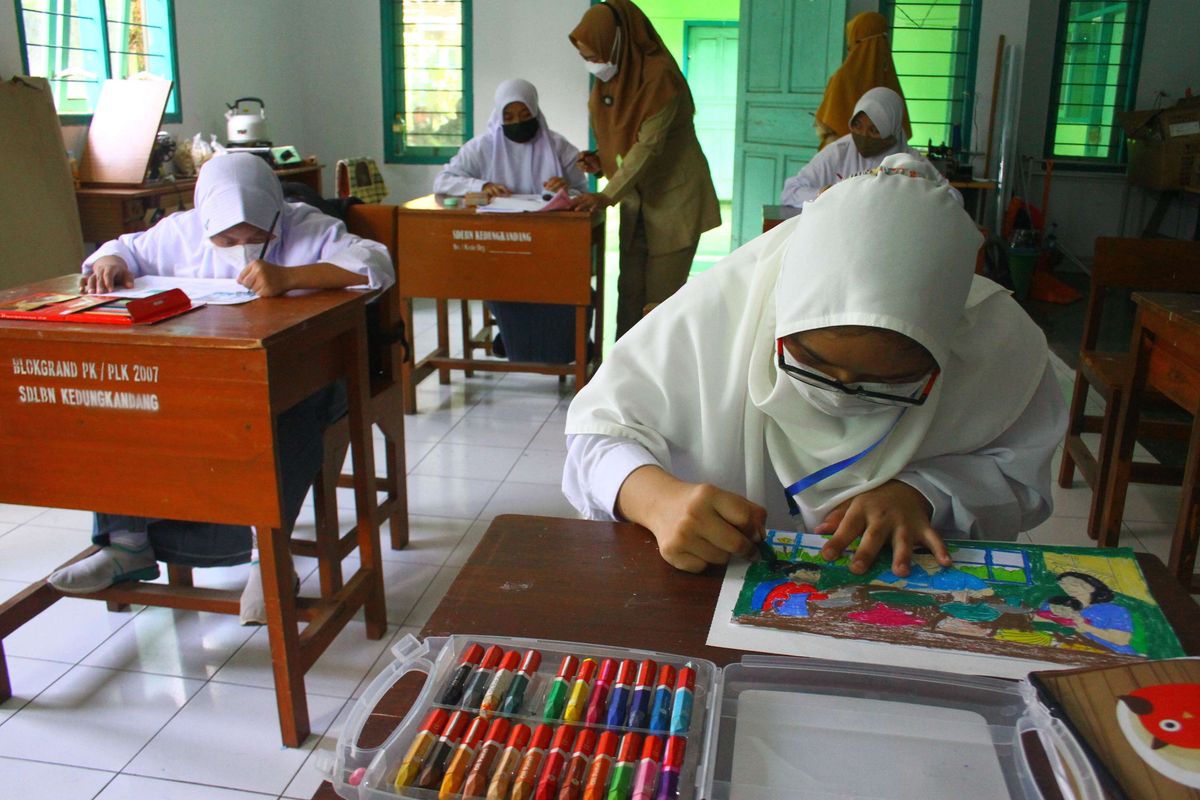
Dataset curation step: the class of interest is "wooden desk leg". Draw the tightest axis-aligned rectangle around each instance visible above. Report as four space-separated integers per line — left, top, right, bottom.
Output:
1168 398 1200 586
574 305 588 389
258 524 309 747
1099 322 1154 548
400 299 418 415
0 639 9 702
381 417 409 550
436 300 451 385
460 300 474 378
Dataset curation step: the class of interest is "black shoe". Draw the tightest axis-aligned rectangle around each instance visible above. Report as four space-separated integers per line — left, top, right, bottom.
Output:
491 333 506 358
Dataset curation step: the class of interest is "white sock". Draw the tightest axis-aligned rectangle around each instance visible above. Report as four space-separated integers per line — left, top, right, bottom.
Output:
47 532 157 594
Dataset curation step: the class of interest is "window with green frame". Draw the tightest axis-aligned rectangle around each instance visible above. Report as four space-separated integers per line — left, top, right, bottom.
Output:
1045 0 1146 164
381 0 472 164
883 0 981 150
15 0 181 124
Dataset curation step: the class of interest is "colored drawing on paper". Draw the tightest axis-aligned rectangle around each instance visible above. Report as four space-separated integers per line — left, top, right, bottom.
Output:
731 530 1185 666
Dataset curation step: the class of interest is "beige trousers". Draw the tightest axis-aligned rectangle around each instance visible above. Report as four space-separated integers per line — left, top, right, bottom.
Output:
616 208 699 339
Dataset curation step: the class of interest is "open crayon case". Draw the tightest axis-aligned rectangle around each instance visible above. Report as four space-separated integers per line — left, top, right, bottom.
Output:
323 634 1101 800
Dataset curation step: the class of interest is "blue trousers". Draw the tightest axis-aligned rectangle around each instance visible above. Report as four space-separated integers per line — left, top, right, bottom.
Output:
487 298 593 364
92 382 347 568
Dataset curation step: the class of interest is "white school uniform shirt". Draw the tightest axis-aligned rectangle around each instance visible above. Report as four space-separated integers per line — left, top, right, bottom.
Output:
83 154 394 291
432 78 588 197
563 154 1065 541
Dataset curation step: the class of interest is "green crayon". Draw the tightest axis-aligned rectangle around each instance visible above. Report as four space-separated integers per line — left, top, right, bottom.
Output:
543 654 579 721
606 732 641 800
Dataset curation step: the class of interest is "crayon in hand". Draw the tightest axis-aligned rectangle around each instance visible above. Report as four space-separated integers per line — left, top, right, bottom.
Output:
393 707 450 789
582 731 619 800
625 659 656 729
439 714 489 798
563 658 599 723
485 723 532 800
500 649 542 715
440 643 485 706
585 658 618 726
480 649 522 717
460 716 511 798
544 654 580 721
647 664 676 734
461 645 505 710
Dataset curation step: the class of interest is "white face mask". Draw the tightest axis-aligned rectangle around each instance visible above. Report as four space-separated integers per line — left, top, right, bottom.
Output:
586 61 618 82
206 240 260 272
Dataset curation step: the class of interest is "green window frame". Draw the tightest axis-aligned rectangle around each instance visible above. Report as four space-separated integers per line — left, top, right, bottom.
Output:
1044 0 1147 167
882 0 981 150
14 0 181 125
381 0 473 165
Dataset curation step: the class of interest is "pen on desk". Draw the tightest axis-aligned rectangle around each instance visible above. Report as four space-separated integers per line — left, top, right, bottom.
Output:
510 723 554 800
584 658 618 726
393 707 450 789
462 644 505 710
415 709 470 789
557 726 598 800
533 723 577 799
625 659 656 729
668 663 695 737
544 654 580 721
647 664 676 734
563 658 599 723
500 649 542 715
606 732 643 800
652 737 685 800
439 714 489 798
480 649 522 717
460 716 511 798
630 735 663 800
440 643 485 706
257 211 279 261
582 731 618 800
485 723 532 800
605 659 636 729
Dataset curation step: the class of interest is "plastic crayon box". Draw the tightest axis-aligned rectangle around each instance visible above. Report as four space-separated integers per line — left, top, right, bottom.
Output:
327 635 715 800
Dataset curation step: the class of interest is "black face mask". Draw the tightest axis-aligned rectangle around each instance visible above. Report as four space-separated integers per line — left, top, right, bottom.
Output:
502 117 540 143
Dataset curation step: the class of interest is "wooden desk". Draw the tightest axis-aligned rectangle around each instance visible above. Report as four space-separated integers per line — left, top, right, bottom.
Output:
1102 291 1200 589
75 163 323 243
310 514 1200 799
0 275 387 747
395 195 605 413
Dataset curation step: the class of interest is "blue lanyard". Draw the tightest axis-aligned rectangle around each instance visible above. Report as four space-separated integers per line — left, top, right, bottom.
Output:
784 410 907 516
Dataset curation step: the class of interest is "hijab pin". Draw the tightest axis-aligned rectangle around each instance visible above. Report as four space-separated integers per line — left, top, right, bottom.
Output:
602 95 614 106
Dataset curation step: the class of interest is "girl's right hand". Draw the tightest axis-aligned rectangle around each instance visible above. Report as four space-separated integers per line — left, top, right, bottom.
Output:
576 151 602 175
81 256 134 293
482 182 511 197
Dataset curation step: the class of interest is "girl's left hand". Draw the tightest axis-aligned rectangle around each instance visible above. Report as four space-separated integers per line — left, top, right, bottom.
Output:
569 192 612 213
814 480 951 576
237 260 292 297
543 176 568 193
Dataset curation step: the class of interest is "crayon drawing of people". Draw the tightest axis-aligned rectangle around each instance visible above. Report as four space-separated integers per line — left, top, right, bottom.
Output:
751 563 829 617
1040 571 1138 655
873 553 992 600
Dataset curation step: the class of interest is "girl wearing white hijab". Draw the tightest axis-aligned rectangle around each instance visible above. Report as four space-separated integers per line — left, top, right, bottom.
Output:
433 79 588 197
564 155 1064 575
780 87 958 208
51 154 394 624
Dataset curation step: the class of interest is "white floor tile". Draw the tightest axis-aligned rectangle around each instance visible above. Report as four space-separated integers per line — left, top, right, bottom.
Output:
1 583 140 663
0 756 114 799
281 700 354 799
467 389 560 422
0 521 16 540
0 525 95 582
402 410 466 443
507 448 567 485
411 442 523 480
403 566 461 628
81 607 255 680
329 558 443 625
446 519 493 568
95 774 276 799
29 507 95 532
0 656 73 715
1124 520 1177 563
1024 515 1093 548
1048 482 1094 520
440 415 544 450
125 683 345 795
0 665 203 772
1121 483 1182 525
478 480 580 522
0 503 48 525
379 514 473 567
526 419 568 452
404 474 500 519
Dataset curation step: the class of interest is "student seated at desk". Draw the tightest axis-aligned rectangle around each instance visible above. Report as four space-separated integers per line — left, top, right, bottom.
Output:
780 87 958 208
433 79 590 363
563 155 1065 575
48 153 394 624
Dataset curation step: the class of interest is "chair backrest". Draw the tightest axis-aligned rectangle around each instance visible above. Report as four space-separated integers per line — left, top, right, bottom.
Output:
345 203 404 395
1081 237 1200 351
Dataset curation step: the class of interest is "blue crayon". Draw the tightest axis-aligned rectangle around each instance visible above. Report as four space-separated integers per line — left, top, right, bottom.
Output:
625 658 656 729
669 662 696 736
605 659 636 729
648 664 676 734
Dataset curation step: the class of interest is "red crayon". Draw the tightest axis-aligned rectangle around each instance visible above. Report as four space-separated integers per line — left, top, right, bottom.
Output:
415 709 471 789
584 658 618 726
461 716 511 798
582 731 619 800
557 727 598 800
533 724 578 800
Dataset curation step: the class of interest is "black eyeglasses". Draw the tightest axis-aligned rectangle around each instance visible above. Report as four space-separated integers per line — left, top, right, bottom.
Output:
776 339 939 407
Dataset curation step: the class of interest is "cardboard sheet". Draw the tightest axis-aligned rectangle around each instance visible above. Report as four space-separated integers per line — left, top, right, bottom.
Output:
78 78 172 185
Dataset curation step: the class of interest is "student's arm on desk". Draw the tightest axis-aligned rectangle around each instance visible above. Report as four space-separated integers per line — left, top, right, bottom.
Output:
564 433 762 573
432 138 488 197
237 261 368 297
289 204 395 291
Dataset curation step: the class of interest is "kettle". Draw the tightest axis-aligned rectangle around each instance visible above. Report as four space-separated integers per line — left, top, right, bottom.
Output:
225 97 269 145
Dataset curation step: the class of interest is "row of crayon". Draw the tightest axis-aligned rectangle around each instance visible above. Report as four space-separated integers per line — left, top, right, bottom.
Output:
393 707 687 800
439 645 696 737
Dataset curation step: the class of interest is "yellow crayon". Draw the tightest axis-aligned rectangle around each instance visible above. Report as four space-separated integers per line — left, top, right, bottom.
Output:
394 708 451 789
562 658 598 723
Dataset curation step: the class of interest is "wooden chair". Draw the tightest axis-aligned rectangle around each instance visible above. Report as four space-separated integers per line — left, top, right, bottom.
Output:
1057 237 1200 545
294 203 410 597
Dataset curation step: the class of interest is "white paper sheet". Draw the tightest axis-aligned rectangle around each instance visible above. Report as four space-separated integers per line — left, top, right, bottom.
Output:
706 559 1066 680
100 276 258 305
474 190 570 213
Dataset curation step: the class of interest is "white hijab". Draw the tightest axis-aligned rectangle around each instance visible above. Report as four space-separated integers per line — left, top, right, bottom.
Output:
851 86 909 158
566 154 1047 526
194 153 284 238
482 79 562 194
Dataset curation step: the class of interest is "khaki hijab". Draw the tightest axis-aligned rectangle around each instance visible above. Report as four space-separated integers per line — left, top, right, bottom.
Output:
569 0 689 178
815 12 911 146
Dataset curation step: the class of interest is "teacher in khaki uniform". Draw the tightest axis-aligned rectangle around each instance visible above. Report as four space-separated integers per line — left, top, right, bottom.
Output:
569 0 721 339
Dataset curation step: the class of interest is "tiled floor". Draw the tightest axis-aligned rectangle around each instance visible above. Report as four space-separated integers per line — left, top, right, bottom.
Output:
0 300 1185 799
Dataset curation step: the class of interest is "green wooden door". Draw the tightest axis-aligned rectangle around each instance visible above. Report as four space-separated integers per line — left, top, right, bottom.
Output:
685 22 739 201
732 0 843 246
